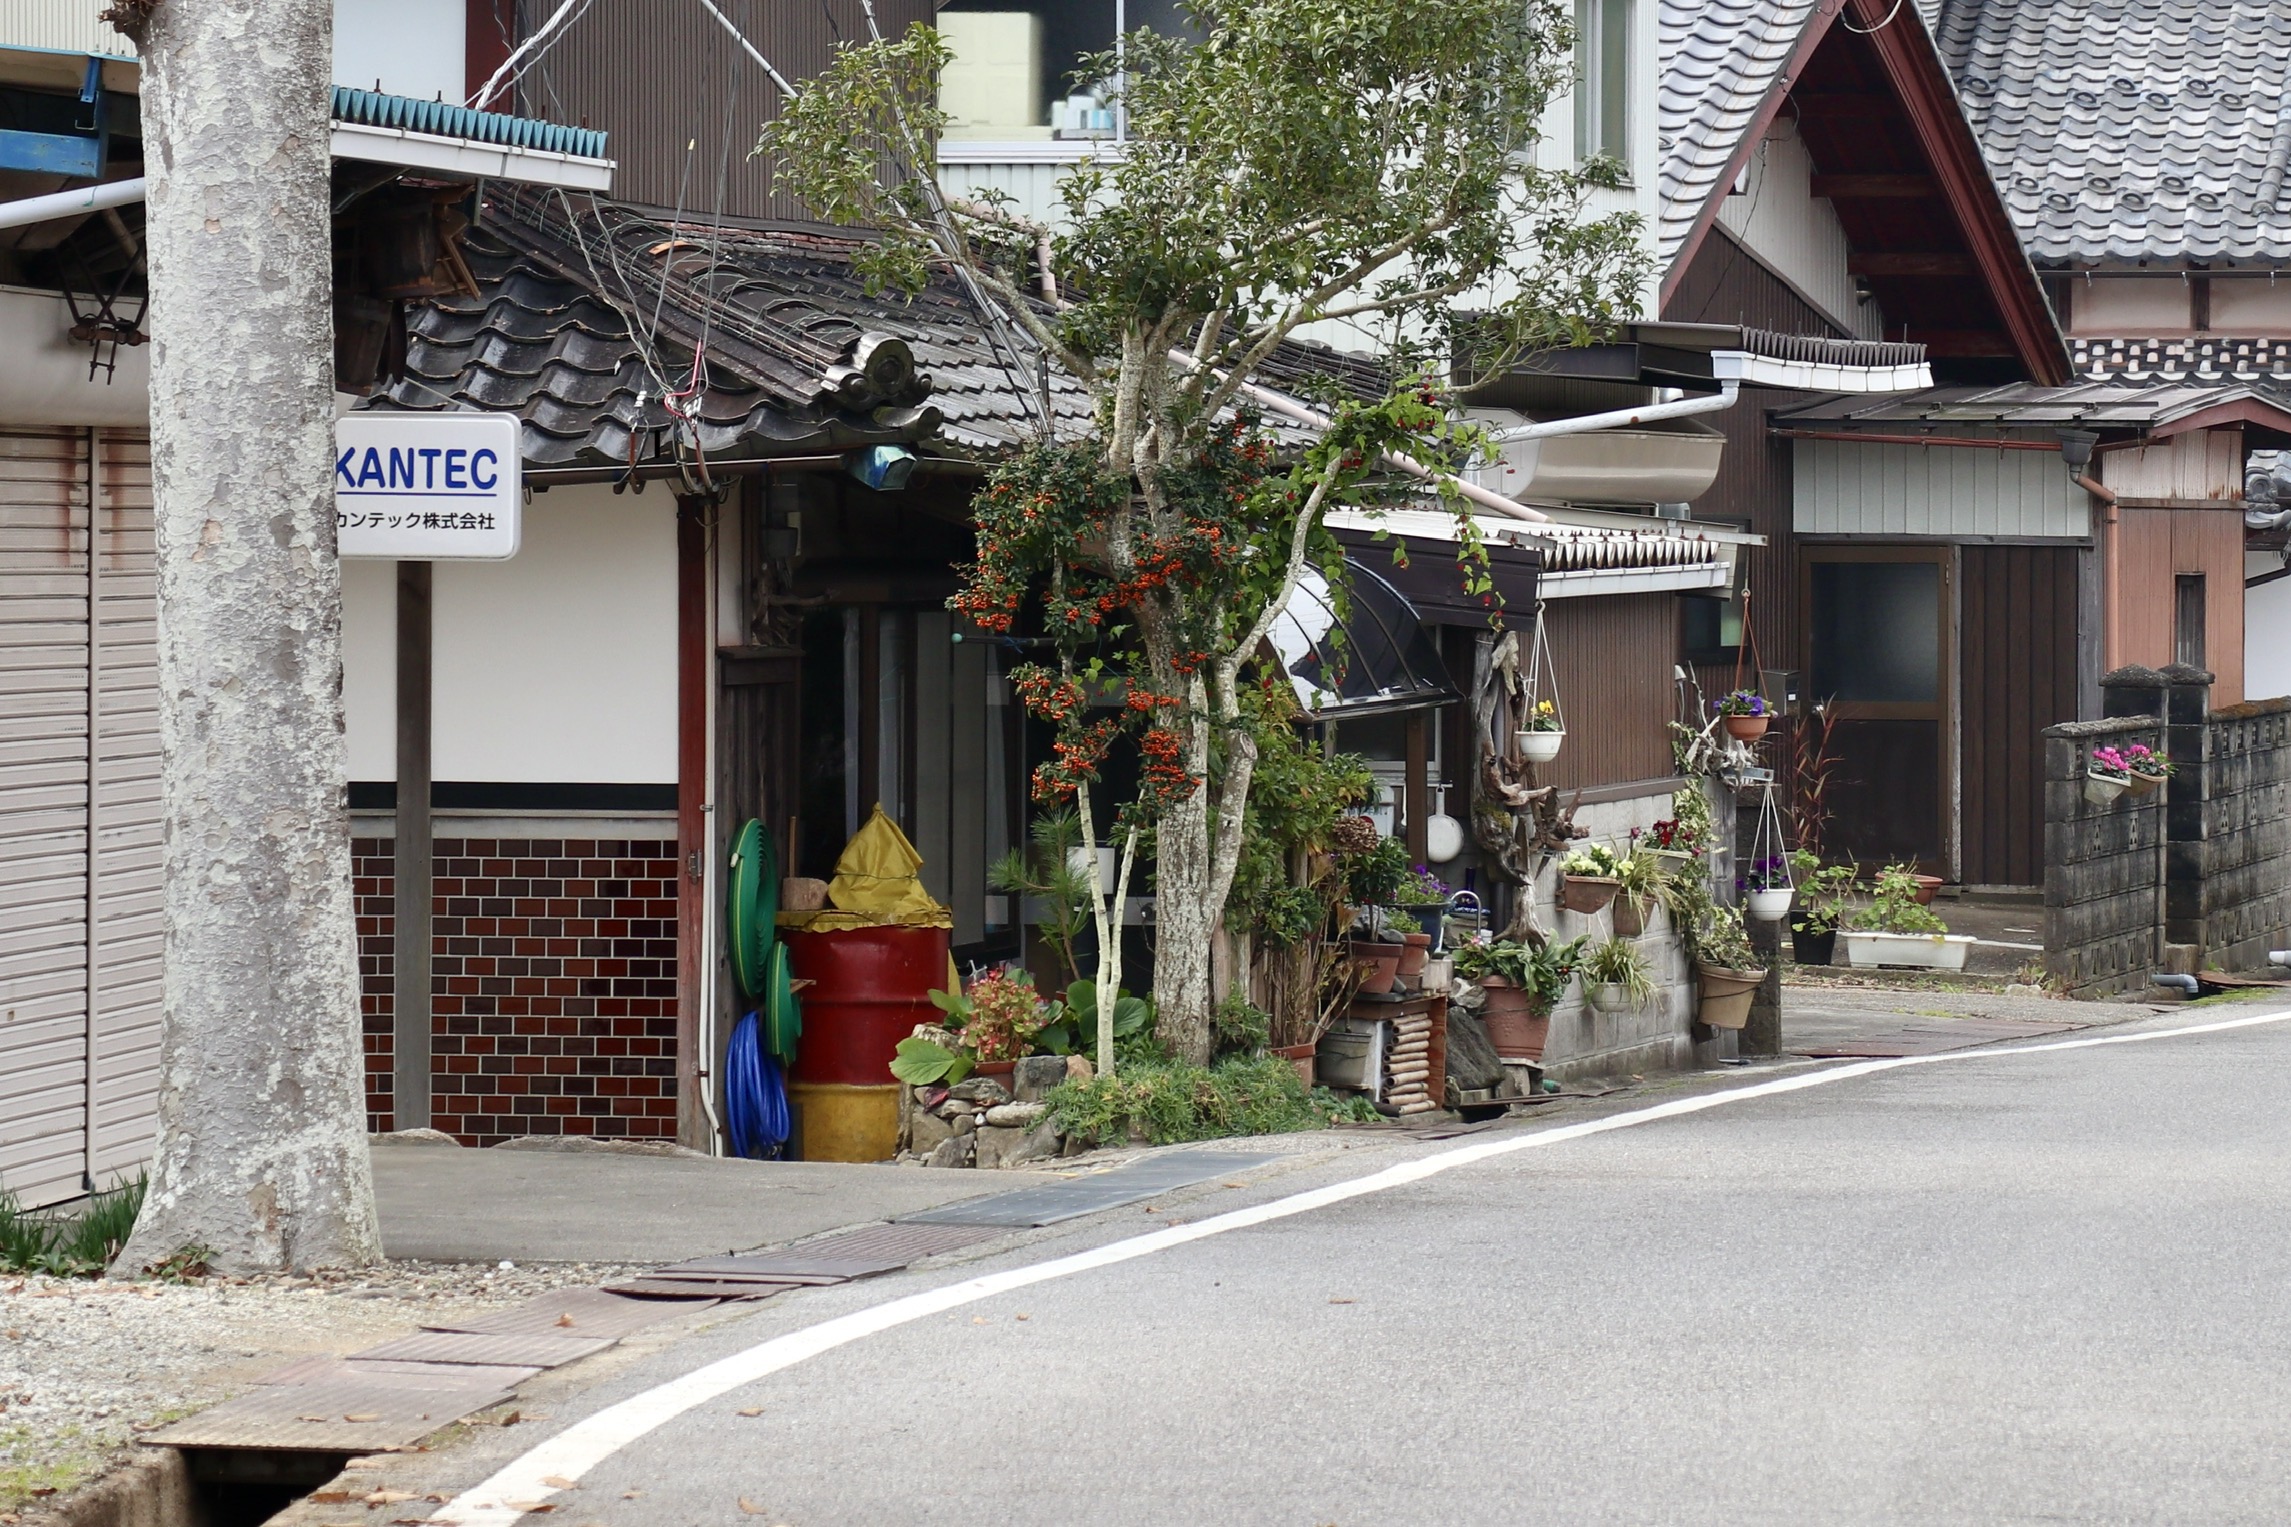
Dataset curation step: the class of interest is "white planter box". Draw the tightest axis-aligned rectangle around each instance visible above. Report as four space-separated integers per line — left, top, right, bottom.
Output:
1843 931 1975 971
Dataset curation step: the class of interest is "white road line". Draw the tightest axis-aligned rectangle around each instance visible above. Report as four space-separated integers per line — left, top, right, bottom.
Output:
432 1006 2291 1527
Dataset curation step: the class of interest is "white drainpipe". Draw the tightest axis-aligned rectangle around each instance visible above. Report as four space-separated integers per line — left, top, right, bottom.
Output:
0 177 147 233
1486 374 1742 444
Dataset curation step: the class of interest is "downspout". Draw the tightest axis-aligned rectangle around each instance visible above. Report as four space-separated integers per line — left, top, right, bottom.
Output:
2081 472 2119 672
0 177 146 233
1485 378 1741 444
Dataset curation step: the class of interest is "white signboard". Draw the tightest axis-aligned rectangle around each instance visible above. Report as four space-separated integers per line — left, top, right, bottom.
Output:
336 412 521 559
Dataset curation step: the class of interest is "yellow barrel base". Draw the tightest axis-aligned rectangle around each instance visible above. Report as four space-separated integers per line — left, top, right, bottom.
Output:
787 1082 902 1162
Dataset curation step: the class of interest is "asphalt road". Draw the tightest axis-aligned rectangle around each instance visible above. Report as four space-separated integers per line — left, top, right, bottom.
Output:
440 1009 2291 1525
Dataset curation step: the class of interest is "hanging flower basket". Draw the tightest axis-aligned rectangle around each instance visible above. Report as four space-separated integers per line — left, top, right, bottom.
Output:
2086 746 2132 805
1560 875 1619 915
1516 727 1565 764
1715 689 1771 742
1512 603 1566 766
1745 887 1794 921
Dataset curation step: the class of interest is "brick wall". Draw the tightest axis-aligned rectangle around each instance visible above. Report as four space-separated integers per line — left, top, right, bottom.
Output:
2042 716 2167 997
354 836 681 1145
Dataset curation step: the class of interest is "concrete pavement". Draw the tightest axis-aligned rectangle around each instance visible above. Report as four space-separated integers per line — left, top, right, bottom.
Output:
321 1004 2291 1524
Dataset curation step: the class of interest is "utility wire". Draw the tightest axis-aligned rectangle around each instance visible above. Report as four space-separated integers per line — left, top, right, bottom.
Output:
467 0 596 109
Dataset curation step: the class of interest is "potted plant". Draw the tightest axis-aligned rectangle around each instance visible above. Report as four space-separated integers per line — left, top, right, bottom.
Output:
2085 745 2132 806
1740 853 1794 922
2124 742 2173 794
1516 695 1564 763
1686 905 1765 1030
1454 933 1586 1062
1842 864 1976 970
1581 936 1656 1013
1786 851 1858 966
1559 843 1623 915
1611 849 1671 937
1715 689 1771 742
1392 865 1451 945
933 968 1051 1074
1635 785 1713 869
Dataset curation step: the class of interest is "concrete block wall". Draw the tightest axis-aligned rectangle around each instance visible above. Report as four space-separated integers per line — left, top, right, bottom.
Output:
2201 696 2291 971
2042 716 2167 997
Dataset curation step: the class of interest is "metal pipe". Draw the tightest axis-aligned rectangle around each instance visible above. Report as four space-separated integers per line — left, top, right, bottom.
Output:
1487 378 1739 443
1769 428 2062 451
2152 972 2199 995
0 177 146 233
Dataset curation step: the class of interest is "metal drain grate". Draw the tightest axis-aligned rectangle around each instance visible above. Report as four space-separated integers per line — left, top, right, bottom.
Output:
896 1150 1283 1228
792 1221 1004 1261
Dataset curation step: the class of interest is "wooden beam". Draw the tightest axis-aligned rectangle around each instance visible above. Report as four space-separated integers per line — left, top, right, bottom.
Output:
676 499 709 1152
1790 91 1901 120
394 561 433 1133
1849 252 1979 277
1811 174 1938 199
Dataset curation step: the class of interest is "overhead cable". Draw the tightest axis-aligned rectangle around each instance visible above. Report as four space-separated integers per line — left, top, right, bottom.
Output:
467 0 594 110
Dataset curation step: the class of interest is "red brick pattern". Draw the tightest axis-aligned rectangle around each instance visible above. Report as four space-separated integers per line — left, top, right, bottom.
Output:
354 836 681 1145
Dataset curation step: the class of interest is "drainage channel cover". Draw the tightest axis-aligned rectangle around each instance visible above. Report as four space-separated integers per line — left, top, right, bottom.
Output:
422 1286 707 1340
602 1276 806 1300
353 1330 615 1368
254 1356 542 1388
795 1222 1003 1261
653 1253 911 1281
896 1150 1282 1228
143 1380 512 1452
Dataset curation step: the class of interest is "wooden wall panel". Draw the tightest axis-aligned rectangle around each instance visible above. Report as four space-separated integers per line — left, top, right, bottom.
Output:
1540 594 1676 792
2110 506 2247 703
1961 545 2080 886
2102 428 2243 501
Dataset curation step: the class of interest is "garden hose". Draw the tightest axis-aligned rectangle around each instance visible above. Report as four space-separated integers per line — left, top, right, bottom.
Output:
723 1011 789 1159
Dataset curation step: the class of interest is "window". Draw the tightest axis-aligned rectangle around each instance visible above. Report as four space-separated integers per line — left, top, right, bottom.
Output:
1681 592 1740 665
2176 573 2207 669
936 1 1200 143
1574 0 1632 169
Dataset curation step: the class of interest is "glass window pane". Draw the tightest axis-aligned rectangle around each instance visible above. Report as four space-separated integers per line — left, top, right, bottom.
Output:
940 1 1117 140
1573 0 1594 159
1600 0 1630 162
1810 561 1940 703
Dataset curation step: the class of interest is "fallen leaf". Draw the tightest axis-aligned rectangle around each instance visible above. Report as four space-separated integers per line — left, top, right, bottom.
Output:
971 1316 990 1325
1222 1182 1246 1189
318 1520 364 1527
367 1490 417 1505
344 1413 381 1423
502 1504 556 1515
309 1491 353 1504
555 1314 575 1328
296 1414 331 1423
540 1476 579 1490
621 1492 643 1500
1328 1298 1355 1305
496 1410 521 1427
1014 1313 1030 1321
736 1407 763 1418
3 1331 18 1340
27 1491 55 1500
736 1499 769 1516
344 1459 386 1471
520 1412 551 1421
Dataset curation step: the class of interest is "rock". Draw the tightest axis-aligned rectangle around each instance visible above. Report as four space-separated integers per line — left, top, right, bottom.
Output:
1061 1131 1092 1157
1005 1120 1065 1168
934 1098 973 1121
1065 1054 1095 1083
914 1084 950 1111
1013 1055 1068 1102
1442 1010 1507 1091
972 1125 1026 1169
946 1076 1011 1106
924 1135 974 1168
910 1109 956 1156
985 1101 1047 1129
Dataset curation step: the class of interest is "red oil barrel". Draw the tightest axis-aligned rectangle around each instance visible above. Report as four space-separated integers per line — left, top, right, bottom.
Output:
783 924 952 1085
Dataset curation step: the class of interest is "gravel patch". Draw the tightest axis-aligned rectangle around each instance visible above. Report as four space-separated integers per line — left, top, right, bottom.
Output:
1 1259 646 1510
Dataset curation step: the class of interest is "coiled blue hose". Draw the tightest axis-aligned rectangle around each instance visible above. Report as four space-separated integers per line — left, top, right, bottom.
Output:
724 1011 789 1159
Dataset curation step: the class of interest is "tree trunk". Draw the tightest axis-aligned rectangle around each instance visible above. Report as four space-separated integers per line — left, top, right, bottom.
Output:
115 0 381 1274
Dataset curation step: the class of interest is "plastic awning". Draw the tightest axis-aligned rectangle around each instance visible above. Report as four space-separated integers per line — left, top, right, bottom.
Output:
1269 560 1456 719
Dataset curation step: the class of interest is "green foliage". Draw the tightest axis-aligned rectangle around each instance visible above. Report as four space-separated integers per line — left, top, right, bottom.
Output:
1580 937 1656 1004
1037 980 1157 1059
890 1036 976 1087
1614 849 1673 919
1043 1053 1361 1147
1211 994 1273 1057
986 809 1096 985
1392 866 1450 906
1788 849 1861 937
0 1174 146 1278
1452 934 1586 1010
1342 834 1411 906
1846 864 1949 935
1689 904 1762 972
1227 683 1372 945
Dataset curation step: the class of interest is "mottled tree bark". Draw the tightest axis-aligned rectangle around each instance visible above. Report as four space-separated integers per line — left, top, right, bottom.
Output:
114 0 380 1273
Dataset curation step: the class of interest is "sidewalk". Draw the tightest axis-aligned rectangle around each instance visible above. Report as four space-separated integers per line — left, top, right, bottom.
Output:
1779 981 2166 1058
373 1138 1065 1263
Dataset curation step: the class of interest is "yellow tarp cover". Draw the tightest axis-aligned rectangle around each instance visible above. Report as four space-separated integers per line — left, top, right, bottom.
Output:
777 805 954 931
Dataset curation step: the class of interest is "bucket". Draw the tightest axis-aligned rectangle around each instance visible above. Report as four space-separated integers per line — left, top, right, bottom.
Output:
784 924 953 1086
787 1082 901 1162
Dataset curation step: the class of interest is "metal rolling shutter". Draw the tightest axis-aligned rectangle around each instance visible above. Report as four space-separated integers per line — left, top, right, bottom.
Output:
88 432 162 1184
0 429 92 1207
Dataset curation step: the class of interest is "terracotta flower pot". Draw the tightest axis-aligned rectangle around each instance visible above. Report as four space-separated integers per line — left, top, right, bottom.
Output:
1722 713 1770 742
970 1059 1017 1078
1478 976 1551 1062
1559 875 1620 915
1349 941 1404 996
1397 932 1432 979
1271 1041 1316 1088
1912 874 1944 906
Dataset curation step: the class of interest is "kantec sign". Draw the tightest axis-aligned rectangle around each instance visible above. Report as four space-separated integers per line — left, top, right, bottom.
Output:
335 412 522 559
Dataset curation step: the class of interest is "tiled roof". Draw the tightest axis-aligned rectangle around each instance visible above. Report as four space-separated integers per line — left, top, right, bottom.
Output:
2075 334 2291 385
1657 0 1824 274
1924 0 2291 265
1779 378 2291 429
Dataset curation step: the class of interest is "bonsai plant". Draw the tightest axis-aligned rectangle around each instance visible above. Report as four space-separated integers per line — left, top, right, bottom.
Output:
1785 850 1858 966
1517 695 1564 764
1611 849 1672 937
1715 688 1771 742
2085 744 2132 806
1454 932 1586 1062
1739 853 1794 923
1559 842 1623 915
1581 935 1656 1013
1842 864 1974 970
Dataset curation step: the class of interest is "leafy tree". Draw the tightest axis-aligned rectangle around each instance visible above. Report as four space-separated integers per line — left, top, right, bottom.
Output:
762 0 1645 1062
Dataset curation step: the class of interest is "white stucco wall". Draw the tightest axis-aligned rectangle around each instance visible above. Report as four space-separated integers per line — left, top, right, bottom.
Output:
2248 560 2291 702
341 485 679 783
334 0 465 101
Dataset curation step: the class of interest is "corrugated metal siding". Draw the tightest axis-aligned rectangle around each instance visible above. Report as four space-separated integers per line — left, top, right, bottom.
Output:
1539 594 1675 791
0 0 138 57
941 161 1073 230
89 432 160 1180
0 429 91 1208
1663 231 1839 704
1961 545 2080 886
1793 438 2092 538
516 0 934 222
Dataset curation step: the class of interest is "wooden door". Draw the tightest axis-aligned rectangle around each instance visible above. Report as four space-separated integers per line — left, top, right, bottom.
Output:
1800 545 1953 873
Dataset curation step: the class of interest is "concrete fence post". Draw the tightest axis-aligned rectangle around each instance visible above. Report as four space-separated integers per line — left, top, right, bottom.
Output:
2159 663 2215 961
